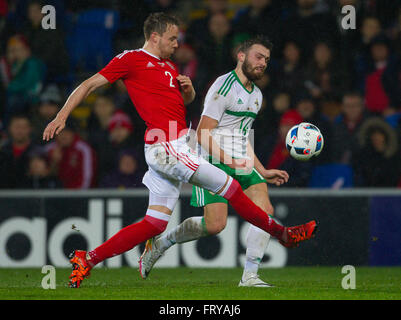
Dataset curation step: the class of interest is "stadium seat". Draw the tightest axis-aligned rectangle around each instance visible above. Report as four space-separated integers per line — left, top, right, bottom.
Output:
385 112 401 129
66 9 120 73
308 164 353 188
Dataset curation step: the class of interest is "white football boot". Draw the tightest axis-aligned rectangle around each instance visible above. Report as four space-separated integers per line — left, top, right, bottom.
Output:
238 272 274 288
138 237 164 279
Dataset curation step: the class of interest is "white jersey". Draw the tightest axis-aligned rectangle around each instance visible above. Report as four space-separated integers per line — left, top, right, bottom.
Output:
199 70 263 159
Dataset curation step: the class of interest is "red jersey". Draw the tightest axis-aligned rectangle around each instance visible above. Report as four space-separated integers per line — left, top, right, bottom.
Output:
99 49 187 144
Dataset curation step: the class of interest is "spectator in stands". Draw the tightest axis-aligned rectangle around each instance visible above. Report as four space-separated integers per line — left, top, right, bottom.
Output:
31 84 62 144
112 80 131 111
174 43 198 81
275 40 306 96
184 0 232 94
266 109 302 170
331 92 369 164
353 117 401 187
23 153 62 189
353 15 382 89
365 0 401 29
45 119 97 189
265 109 313 187
173 42 200 123
185 0 229 48
99 149 143 189
232 0 282 50
115 0 152 41
96 110 145 183
3 34 45 125
253 91 291 165
363 35 401 114
108 82 147 146
304 41 348 101
358 15 382 54
281 0 340 61
0 113 38 188
22 0 70 82
87 94 116 154
196 12 234 83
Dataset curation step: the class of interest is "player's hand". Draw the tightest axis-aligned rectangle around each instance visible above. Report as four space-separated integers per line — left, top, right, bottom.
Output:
262 169 289 186
43 116 66 141
176 75 193 93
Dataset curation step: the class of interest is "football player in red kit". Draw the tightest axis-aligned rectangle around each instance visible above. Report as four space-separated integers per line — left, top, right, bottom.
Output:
43 12 317 288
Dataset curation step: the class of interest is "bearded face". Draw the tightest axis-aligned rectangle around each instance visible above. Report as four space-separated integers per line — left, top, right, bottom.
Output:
241 56 266 81
240 44 270 81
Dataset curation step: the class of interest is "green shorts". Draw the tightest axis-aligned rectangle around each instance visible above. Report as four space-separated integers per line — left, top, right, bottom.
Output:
190 161 266 207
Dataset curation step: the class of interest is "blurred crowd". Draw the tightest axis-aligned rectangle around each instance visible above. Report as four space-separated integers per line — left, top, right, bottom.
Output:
0 0 401 189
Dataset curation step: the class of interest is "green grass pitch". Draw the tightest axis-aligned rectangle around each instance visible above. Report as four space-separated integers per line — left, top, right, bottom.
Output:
1 267 400 300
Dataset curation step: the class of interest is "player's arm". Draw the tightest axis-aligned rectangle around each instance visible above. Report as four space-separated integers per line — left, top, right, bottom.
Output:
199 83 247 169
246 141 289 186
43 73 109 141
197 115 246 169
177 74 195 105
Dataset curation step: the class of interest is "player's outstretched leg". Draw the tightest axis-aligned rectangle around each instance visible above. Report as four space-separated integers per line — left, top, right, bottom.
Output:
190 164 318 248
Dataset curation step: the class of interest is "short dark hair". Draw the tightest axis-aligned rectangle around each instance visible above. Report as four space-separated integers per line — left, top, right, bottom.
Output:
237 35 273 55
8 113 31 126
342 91 363 101
143 12 180 40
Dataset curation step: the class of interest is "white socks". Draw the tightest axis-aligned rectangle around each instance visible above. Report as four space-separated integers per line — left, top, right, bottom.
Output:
243 224 271 277
158 216 209 252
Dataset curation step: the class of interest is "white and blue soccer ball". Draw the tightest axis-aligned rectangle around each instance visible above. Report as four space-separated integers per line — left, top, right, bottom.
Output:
285 122 324 161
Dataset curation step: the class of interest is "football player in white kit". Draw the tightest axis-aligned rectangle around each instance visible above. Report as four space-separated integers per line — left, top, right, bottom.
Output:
139 36 298 287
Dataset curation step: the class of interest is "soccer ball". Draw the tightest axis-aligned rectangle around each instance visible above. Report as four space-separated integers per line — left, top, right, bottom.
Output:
285 122 324 161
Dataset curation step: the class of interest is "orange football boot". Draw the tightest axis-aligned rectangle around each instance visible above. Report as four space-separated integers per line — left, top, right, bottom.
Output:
279 220 318 248
68 250 92 288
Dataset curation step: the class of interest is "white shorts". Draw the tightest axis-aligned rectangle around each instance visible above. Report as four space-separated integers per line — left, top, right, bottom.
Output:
142 135 209 198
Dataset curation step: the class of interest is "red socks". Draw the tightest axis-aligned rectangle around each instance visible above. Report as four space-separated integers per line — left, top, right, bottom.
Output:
222 179 285 239
88 214 167 267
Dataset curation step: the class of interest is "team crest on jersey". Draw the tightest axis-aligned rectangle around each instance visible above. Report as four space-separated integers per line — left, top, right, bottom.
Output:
254 99 259 107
